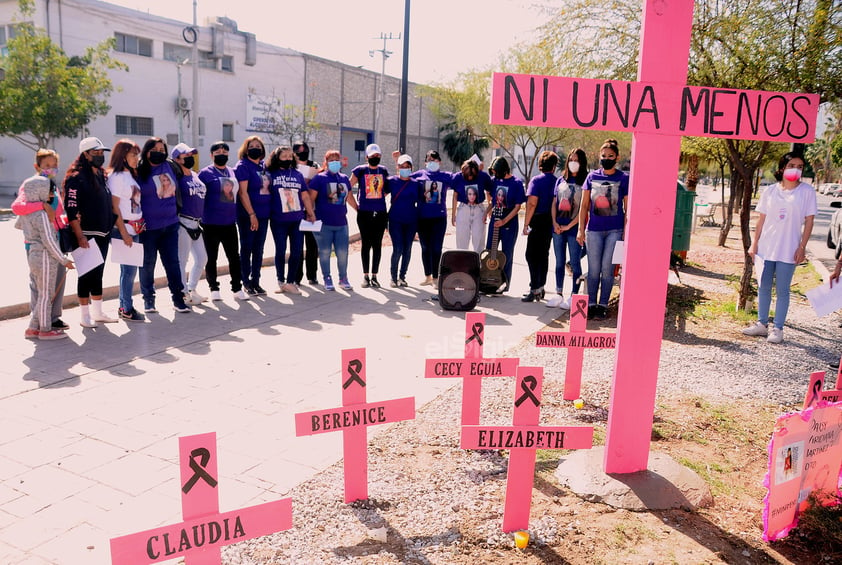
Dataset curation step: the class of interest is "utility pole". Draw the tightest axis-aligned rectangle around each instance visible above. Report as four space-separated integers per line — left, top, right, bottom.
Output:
369 33 400 146
398 0 411 153
191 0 199 150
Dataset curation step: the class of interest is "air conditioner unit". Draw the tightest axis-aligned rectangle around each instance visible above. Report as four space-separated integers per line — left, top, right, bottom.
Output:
177 97 191 111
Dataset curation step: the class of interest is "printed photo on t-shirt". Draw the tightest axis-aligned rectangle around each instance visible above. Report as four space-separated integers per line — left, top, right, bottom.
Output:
130 185 141 214
154 173 176 199
220 178 236 203
260 173 271 195
591 180 620 216
465 185 479 204
282 188 301 213
555 181 579 219
425 180 440 204
328 182 347 205
493 185 508 209
364 174 384 199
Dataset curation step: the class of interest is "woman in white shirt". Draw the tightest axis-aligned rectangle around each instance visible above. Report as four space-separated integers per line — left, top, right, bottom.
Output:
743 152 816 344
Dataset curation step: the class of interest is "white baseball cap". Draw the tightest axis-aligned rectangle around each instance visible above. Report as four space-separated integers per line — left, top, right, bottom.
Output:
171 142 198 159
79 137 110 153
365 143 382 157
396 154 413 166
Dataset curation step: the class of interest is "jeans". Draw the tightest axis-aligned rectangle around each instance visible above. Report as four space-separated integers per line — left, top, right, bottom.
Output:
455 203 486 252
757 260 796 329
203 223 242 292
316 224 349 280
389 218 417 281
111 228 140 312
271 219 303 284
417 217 447 278
585 229 622 306
524 213 552 290
357 210 388 274
140 222 184 306
552 228 584 294
296 231 319 284
486 216 519 286
237 215 269 288
177 225 208 292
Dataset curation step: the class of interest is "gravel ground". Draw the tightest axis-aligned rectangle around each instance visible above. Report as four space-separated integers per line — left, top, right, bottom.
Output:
223 238 841 564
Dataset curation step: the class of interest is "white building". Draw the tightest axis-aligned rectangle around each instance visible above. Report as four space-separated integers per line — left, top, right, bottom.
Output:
0 0 441 193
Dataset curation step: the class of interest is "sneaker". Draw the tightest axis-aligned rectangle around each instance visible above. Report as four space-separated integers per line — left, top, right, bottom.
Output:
398 279 408 287
210 290 222 301
370 276 381 288
119 307 146 322
390 279 399 288
92 311 118 323
361 276 371 288
51 318 69 330
546 295 564 308
143 301 158 314
274 283 285 294
234 289 250 301
587 304 598 320
432 278 438 287
595 305 608 320
185 290 206 305
244 285 258 296
559 296 571 310
39 329 68 341
282 283 301 295
767 327 784 344
308 279 319 286
80 316 98 328
174 301 192 313
324 276 335 291
253 285 267 295
339 278 353 291
25 328 39 339
420 276 433 286
742 321 768 337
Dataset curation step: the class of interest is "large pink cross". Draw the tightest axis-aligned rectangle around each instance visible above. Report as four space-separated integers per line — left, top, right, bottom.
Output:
110 432 292 564
490 1 819 473
294 348 415 502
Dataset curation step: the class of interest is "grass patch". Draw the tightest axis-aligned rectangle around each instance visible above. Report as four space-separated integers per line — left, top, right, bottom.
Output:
690 298 756 324
791 261 823 297
677 457 730 496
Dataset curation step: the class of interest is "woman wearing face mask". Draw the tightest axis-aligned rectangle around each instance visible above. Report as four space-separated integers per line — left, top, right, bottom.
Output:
547 148 588 309
413 150 451 286
576 138 629 320
349 143 390 288
521 151 559 302
64 137 119 327
136 137 191 314
388 155 424 287
267 145 315 295
308 150 359 291
198 142 252 301
293 141 320 286
234 135 270 295
451 159 493 253
743 152 816 344
485 156 525 292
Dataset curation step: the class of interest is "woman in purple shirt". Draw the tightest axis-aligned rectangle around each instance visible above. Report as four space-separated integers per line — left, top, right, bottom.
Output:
234 135 270 296
521 151 559 302
349 143 390 288
388 155 423 287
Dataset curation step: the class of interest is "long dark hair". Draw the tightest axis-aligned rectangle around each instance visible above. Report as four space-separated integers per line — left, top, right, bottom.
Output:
266 145 294 172
108 139 141 177
566 148 588 186
63 151 95 184
137 137 167 181
773 151 805 182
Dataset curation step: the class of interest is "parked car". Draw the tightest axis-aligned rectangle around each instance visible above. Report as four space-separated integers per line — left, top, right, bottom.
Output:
820 182 842 195
829 184 842 198
827 200 842 254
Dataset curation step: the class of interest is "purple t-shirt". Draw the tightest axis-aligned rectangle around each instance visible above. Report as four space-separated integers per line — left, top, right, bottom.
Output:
412 169 451 219
139 162 179 230
269 168 307 223
309 171 351 226
489 176 526 214
387 176 423 223
198 165 238 225
451 171 492 205
178 171 207 220
583 169 629 232
351 165 390 212
526 172 557 215
553 174 583 227
234 158 271 219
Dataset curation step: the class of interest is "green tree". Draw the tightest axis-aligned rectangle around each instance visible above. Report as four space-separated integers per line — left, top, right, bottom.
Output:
0 0 126 150
253 91 320 147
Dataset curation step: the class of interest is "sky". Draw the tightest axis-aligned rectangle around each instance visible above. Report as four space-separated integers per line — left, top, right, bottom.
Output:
106 0 549 85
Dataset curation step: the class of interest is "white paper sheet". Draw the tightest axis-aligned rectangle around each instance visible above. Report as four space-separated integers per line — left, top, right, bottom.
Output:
806 281 842 318
110 238 144 267
611 240 625 265
70 239 104 277
297 164 316 180
299 219 322 232
754 254 765 283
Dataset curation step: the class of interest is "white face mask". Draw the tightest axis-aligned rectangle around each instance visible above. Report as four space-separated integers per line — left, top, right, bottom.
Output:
567 161 580 174
426 161 440 172
782 168 802 182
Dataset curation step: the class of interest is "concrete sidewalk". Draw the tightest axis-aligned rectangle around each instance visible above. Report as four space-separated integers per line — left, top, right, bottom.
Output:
0 220 565 564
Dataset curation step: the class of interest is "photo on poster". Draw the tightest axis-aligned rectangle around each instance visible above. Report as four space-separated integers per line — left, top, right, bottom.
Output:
154 173 176 199
774 441 804 485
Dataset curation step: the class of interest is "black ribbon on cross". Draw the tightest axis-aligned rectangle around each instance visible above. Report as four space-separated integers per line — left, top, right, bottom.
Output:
181 447 218 494
465 322 484 346
572 299 588 320
343 359 365 389
514 375 540 408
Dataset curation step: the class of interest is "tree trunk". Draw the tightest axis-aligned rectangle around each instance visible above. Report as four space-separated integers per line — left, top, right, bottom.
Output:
717 166 738 246
686 154 699 191
736 165 757 310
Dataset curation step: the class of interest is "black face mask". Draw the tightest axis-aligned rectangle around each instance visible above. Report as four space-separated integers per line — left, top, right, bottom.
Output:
367 156 381 167
90 154 106 168
148 151 167 165
182 156 195 169
295 151 309 162
279 159 295 169
600 158 617 171
213 154 229 167
247 147 264 160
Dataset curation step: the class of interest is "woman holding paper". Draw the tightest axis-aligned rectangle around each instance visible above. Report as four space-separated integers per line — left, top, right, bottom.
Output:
576 138 629 320
107 139 146 322
267 145 315 295
744 152 816 344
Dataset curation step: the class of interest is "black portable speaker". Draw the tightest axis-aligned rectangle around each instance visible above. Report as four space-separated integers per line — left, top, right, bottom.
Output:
438 250 480 311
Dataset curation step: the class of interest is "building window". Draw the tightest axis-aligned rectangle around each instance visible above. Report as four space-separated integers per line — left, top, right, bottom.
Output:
222 123 234 142
114 33 153 57
1 23 29 56
164 43 216 69
198 117 206 136
116 115 153 136
220 55 234 73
